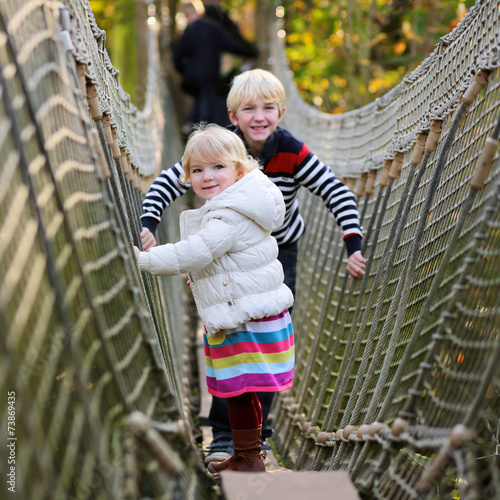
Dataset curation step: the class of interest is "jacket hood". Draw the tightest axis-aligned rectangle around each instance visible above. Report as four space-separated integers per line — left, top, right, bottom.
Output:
200 168 285 231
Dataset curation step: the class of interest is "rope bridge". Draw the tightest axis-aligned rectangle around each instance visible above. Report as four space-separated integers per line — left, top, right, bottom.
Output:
0 1 498 499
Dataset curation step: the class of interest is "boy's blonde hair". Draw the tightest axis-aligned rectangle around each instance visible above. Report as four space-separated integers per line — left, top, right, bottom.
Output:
227 69 286 117
182 123 259 182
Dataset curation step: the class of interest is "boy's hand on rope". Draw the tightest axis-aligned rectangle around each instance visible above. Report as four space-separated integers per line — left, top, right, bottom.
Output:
347 251 366 281
141 228 157 251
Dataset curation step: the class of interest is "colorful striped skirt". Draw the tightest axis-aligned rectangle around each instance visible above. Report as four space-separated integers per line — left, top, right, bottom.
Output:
204 310 294 398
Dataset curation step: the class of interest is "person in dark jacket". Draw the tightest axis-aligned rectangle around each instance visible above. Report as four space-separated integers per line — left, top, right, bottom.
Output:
173 3 257 128
203 0 245 42
202 0 257 96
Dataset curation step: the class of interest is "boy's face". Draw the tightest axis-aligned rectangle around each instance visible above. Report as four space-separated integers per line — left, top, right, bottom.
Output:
189 161 242 201
228 99 285 155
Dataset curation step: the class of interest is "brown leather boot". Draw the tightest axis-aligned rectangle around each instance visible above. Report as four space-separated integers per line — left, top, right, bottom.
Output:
208 426 265 475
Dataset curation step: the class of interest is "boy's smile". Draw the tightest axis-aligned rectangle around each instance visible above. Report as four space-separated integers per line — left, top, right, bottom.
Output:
228 99 285 157
189 162 242 201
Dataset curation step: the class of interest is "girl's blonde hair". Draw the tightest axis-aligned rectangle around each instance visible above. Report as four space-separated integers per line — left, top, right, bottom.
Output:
182 123 259 182
227 69 286 116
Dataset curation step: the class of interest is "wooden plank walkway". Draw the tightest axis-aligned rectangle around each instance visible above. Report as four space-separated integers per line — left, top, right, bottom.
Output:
219 471 359 500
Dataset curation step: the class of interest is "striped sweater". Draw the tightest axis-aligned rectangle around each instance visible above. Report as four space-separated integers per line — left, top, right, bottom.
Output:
141 126 363 255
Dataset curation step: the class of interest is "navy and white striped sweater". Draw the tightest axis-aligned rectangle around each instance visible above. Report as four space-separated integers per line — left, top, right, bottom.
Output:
141 127 363 255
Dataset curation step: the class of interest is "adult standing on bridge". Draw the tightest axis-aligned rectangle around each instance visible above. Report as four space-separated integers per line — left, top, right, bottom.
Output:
202 0 257 96
172 2 257 130
139 69 366 464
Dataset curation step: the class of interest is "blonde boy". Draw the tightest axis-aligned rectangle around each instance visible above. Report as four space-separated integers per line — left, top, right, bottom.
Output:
140 69 365 464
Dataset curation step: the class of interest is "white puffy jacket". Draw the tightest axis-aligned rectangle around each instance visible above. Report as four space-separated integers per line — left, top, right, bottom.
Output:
137 168 294 335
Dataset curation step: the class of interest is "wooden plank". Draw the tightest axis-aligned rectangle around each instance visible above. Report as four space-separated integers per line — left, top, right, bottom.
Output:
220 470 360 500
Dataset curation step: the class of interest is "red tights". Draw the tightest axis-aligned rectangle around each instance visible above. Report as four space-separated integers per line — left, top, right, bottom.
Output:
227 392 263 430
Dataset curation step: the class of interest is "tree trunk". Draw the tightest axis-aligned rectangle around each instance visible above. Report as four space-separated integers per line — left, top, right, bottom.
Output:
255 0 274 69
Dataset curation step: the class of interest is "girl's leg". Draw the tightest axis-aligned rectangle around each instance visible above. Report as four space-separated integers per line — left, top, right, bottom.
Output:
251 392 263 426
208 392 266 474
227 392 261 429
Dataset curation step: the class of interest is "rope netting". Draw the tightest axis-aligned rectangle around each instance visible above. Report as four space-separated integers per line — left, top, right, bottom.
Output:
269 0 500 497
0 1 213 498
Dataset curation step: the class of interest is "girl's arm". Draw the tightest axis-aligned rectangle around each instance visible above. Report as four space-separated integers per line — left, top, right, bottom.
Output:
136 215 238 276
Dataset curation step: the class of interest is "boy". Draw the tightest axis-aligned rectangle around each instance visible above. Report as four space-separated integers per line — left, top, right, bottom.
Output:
140 69 366 463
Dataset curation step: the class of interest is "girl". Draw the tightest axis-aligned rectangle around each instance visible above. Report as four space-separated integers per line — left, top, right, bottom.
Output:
134 124 294 474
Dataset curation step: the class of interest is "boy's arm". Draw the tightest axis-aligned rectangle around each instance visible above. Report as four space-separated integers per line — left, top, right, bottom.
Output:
295 147 363 251
140 161 189 249
347 250 366 280
294 145 366 278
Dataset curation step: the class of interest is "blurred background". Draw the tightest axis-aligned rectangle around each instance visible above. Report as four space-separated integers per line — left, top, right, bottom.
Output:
89 0 474 113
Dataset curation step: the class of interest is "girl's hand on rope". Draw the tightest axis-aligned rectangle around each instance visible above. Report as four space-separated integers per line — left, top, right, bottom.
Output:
347 251 366 281
133 246 141 258
141 228 157 251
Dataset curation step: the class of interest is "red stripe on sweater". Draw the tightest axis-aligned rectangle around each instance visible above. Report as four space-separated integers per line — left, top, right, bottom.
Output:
264 145 311 174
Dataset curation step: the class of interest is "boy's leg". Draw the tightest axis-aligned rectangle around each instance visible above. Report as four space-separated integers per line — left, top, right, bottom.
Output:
278 241 298 300
256 392 274 452
205 396 233 464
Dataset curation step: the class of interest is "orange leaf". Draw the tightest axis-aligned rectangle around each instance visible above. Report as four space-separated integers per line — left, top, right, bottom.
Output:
394 39 407 56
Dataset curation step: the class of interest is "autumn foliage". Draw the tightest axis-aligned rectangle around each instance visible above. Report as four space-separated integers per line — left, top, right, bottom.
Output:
281 0 473 113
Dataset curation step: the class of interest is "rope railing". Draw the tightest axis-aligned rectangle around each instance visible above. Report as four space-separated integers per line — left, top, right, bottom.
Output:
0 1 212 499
270 0 500 497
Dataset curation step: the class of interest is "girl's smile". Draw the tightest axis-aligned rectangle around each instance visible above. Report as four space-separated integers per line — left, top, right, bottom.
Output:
189 162 242 200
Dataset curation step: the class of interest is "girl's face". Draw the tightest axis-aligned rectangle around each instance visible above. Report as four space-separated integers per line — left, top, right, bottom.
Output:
228 98 285 156
189 161 242 200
